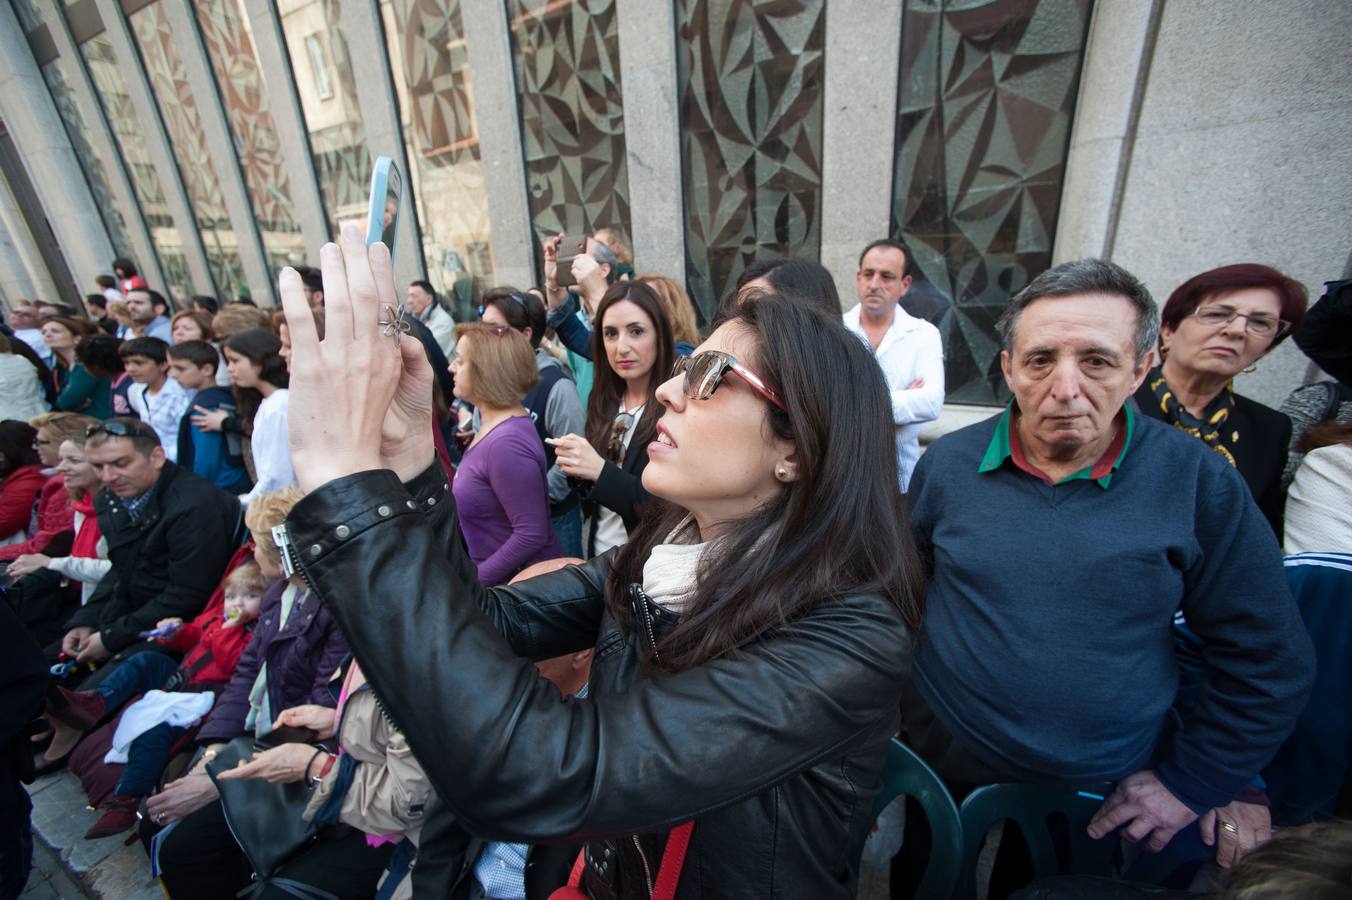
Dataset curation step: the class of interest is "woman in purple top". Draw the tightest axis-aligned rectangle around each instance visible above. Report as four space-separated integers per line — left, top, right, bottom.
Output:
450 323 563 584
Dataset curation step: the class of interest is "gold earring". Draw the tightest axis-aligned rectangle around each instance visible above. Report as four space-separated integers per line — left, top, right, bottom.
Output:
1242 363 1258 374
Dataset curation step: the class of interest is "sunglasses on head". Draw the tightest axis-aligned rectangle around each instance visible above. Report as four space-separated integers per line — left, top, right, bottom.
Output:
87 420 158 441
477 293 527 318
671 351 785 411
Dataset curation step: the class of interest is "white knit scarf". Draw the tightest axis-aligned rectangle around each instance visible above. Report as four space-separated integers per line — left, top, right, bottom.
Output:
640 516 711 613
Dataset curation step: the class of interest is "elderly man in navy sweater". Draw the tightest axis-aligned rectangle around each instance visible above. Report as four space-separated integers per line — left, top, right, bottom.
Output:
906 259 1314 867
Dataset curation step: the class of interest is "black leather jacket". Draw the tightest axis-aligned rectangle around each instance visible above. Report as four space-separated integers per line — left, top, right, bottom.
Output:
282 463 909 898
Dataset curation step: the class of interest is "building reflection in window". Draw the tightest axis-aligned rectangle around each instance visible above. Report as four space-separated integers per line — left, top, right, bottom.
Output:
195 0 305 275
130 0 245 300
278 0 370 240
506 0 630 277
380 0 495 318
78 32 193 301
40 56 135 259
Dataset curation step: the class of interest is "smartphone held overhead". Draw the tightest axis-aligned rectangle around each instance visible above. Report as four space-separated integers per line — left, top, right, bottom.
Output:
364 156 402 261
554 235 588 288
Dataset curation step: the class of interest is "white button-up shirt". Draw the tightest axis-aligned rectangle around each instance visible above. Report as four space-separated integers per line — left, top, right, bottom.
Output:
843 302 945 490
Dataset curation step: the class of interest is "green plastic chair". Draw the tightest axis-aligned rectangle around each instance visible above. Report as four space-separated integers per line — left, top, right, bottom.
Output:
854 737 963 900
957 783 1118 898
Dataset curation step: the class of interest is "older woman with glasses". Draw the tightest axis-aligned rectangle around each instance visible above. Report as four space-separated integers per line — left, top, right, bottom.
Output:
1135 264 1308 535
548 281 674 556
448 322 562 585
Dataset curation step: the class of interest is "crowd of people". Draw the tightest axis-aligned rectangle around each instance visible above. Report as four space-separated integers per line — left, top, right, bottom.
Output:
0 233 1346 900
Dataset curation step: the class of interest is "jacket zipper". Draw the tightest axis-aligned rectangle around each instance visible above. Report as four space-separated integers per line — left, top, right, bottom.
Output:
631 584 659 661
632 835 654 898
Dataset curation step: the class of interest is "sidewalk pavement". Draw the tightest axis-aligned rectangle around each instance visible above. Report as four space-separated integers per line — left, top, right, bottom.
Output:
22 770 162 900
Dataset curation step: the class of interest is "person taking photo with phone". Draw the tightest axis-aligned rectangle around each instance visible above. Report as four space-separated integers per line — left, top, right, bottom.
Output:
265 226 922 899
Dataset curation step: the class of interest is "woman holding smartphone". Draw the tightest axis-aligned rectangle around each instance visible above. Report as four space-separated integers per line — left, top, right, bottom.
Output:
269 229 922 898
548 281 673 556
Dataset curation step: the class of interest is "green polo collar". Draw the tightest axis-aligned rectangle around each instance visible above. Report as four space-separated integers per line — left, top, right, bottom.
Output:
978 403 1135 488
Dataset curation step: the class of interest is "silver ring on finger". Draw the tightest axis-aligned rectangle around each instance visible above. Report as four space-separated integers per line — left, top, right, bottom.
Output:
1220 821 1239 837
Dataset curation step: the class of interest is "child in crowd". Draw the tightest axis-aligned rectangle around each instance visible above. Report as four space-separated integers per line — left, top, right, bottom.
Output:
45 561 269 839
120 337 192 460
168 340 252 494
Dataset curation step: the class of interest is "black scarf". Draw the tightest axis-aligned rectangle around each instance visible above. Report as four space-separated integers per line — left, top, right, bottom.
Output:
1147 367 1237 466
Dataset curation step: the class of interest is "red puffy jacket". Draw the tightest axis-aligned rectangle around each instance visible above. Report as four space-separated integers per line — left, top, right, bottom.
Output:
0 474 74 561
0 464 46 543
160 544 256 685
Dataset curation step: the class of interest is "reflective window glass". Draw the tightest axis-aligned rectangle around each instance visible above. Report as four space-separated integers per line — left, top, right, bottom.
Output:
130 1 245 299
675 0 825 318
79 32 193 300
40 57 135 258
507 0 630 274
278 0 370 235
195 0 305 272
890 0 1094 404
380 0 494 318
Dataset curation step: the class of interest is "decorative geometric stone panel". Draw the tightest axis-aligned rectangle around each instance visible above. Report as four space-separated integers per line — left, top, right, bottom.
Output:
130 0 246 299
78 32 194 301
507 0 631 270
675 0 826 319
891 0 1093 404
195 0 305 271
382 0 496 318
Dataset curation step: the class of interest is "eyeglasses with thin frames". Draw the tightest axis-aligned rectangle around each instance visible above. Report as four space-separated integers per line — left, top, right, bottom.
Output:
1189 305 1290 340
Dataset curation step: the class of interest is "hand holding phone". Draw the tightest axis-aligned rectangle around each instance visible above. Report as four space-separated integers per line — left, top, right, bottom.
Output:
553 235 589 289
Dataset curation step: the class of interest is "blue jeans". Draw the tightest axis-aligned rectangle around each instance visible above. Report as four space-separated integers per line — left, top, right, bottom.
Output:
550 505 583 559
95 650 180 710
93 651 189 797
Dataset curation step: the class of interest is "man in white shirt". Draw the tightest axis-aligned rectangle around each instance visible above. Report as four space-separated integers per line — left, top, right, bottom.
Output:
843 240 944 490
8 303 54 366
407 280 456 358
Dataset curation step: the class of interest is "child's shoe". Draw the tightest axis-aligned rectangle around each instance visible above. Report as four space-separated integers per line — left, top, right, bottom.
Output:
85 794 142 839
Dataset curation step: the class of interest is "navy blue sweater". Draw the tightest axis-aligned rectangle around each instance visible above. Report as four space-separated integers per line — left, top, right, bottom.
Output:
908 411 1314 812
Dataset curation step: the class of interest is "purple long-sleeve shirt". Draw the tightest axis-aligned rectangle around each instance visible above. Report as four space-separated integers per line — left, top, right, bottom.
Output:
452 415 564 586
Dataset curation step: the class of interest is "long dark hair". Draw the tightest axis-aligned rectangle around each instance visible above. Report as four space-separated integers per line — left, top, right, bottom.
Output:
0 421 40 479
223 329 288 427
584 282 674 459
608 294 925 673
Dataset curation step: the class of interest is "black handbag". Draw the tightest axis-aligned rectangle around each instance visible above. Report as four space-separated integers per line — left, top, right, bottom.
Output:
206 735 334 899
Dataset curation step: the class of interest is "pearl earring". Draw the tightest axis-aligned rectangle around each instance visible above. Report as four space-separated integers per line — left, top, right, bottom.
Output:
776 467 788 479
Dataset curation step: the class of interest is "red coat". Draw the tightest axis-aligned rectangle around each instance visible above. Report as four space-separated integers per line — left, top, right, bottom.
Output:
0 464 47 543
0 475 74 561
160 543 256 685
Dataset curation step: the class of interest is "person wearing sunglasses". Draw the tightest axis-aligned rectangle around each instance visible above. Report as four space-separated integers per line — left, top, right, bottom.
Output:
271 227 922 899
1134 264 1308 536
548 281 674 558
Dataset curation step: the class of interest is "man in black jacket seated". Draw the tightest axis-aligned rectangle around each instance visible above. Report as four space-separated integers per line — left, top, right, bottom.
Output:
56 418 243 686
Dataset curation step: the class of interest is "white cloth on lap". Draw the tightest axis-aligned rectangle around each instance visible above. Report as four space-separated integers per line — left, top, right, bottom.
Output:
104 690 215 764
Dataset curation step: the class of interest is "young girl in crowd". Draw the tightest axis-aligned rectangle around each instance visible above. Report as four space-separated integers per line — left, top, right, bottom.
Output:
193 329 293 506
448 322 562 585
273 230 921 898
43 562 269 839
549 281 674 556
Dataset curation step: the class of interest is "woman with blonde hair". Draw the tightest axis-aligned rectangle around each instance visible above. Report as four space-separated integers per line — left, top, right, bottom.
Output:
450 322 563 585
638 273 701 352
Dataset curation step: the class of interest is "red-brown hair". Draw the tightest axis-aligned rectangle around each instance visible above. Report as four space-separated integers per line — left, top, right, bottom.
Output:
1161 264 1308 348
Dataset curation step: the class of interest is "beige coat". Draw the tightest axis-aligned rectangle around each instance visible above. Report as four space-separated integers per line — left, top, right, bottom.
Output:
303 671 430 899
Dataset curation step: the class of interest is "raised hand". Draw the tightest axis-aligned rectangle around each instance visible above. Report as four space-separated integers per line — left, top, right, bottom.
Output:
279 225 433 491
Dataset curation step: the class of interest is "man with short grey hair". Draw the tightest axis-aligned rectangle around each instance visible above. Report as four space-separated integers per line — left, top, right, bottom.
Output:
904 258 1313 863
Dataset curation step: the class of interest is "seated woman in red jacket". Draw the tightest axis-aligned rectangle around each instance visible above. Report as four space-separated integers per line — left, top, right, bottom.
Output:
44 560 269 839
0 420 47 544
0 413 97 564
